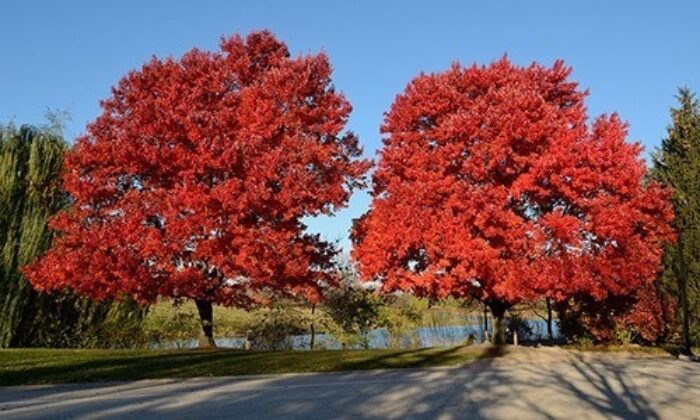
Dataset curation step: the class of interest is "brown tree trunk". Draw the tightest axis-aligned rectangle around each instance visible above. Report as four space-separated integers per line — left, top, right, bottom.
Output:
545 297 554 341
483 305 489 342
490 303 508 346
678 230 692 355
195 299 216 348
310 304 316 350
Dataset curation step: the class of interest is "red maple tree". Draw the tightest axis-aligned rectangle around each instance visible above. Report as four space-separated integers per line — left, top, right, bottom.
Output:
24 31 369 346
352 58 674 344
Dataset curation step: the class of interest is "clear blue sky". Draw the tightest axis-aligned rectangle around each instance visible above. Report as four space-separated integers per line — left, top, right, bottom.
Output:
2 0 699 252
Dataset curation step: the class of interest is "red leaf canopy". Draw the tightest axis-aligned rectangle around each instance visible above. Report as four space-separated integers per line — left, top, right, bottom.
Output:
352 58 673 309
25 31 369 305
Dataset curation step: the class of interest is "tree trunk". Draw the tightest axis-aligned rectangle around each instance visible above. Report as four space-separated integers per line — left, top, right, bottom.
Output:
195 299 216 348
678 230 692 355
483 305 489 342
244 329 252 350
545 297 554 341
490 304 507 346
309 304 316 350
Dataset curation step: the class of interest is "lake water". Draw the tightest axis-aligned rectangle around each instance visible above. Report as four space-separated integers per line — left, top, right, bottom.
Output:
153 318 560 350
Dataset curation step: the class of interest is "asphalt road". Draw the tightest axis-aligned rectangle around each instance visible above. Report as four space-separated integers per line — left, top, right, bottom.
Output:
1 348 699 419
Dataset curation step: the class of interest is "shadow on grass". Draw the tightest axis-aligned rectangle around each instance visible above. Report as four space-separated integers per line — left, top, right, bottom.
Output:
0 345 492 386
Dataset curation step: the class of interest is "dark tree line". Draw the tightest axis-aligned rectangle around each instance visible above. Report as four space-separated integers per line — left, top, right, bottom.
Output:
652 88 700 354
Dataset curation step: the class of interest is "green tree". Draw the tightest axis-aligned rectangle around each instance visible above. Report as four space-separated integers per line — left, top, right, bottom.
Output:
324 279 385 349
651 88 700 354
0 123 143 348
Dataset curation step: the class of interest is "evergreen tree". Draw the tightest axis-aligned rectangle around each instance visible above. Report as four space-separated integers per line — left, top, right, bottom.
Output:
0 123 143 348
651 88 700 353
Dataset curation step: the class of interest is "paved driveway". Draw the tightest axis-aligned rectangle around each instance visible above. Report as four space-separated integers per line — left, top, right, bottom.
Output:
1 348 698 419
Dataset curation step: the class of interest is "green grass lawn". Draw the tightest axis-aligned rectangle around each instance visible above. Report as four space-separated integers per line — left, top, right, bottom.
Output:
0 345 492 386
1 344 684 387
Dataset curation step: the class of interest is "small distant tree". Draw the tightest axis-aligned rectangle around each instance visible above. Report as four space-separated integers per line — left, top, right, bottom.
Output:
651 88 700 353
526 298 556 341
24 31 369 347
352 58 674 345
324 266 385 349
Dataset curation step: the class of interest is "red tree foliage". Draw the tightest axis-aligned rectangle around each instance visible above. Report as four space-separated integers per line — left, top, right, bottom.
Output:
556 284 677 344
24 31 369 341
352 58 674 343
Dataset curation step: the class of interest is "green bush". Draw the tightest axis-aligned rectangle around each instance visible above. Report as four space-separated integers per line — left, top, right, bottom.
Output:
379 295 422 348
92 302 149 349
246 306 308 350
142 303 200 347
506 312 534 343
324 282 385 349
613 325 634 345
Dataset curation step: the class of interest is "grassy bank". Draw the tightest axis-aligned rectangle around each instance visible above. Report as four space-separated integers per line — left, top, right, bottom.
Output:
0 345 488 386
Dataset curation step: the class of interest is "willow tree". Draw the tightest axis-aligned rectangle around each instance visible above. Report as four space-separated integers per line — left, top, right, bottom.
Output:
0 123 140 347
